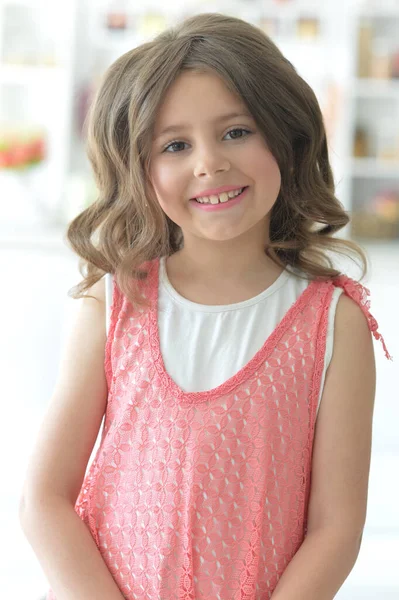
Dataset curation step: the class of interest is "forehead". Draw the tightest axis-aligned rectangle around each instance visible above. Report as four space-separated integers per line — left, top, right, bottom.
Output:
153 70 250 134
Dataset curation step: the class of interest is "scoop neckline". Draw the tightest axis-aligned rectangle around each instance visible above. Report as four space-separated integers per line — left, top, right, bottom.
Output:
147 256 321 404
159 255 291 312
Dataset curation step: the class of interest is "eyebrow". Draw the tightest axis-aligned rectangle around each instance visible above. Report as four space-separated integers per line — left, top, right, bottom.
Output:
154 111 254 139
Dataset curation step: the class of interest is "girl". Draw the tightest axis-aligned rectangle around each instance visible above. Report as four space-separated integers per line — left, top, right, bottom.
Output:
20 12 392 600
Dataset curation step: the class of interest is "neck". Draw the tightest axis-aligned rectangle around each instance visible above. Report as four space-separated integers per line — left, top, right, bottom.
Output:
166 226 284 293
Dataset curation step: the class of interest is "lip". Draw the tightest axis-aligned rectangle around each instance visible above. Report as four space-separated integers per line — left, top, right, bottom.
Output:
190 184 247 200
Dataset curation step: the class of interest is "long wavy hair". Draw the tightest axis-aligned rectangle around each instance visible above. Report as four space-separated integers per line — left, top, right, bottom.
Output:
66 12 367 308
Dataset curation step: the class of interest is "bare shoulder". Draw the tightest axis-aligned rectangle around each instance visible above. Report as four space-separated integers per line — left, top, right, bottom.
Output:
332 290 377 380
84 275 106 304
72 275 107 342
334 292 372 338
330 290 376 404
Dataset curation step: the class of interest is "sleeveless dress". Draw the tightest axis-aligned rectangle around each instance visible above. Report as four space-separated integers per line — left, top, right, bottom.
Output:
46 257 391 600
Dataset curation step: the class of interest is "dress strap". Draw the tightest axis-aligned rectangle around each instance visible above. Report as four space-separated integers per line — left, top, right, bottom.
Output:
332 275 393 361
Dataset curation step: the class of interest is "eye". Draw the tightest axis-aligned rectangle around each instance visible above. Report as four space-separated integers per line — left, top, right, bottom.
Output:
224 127 251 140
161 127 252 153
163 140 189 153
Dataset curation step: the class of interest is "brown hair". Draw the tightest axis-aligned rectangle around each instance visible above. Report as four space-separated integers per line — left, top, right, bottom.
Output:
66 12 367 308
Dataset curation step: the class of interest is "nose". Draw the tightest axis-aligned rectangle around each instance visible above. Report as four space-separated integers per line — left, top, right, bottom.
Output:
193 145 230 178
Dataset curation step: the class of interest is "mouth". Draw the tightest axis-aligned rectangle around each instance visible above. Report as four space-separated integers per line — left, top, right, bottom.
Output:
189 186 250 211
191 186 249 205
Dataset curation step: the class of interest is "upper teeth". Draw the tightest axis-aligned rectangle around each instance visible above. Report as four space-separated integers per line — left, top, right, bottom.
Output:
195 187 245 204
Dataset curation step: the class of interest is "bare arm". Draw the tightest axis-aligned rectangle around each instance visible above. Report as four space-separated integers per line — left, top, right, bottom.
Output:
271 294 376 599
20 497 126 600
19 277 125 600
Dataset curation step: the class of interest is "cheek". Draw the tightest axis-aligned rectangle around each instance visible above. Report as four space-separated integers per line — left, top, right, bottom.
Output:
150 161 181 204
253 152 281 194
243 139 281 191
148 162 185 221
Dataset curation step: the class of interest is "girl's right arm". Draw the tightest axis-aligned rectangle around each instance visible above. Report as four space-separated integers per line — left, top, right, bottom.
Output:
19 277 126 600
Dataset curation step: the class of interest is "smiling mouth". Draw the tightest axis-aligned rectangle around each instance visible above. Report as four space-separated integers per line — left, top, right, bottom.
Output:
192 186 248 204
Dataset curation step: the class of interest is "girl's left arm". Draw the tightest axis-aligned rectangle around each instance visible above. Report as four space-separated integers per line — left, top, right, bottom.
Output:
271 293 377 600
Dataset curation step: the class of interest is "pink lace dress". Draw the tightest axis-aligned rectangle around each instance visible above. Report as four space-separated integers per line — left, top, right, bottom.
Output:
46 258 391 600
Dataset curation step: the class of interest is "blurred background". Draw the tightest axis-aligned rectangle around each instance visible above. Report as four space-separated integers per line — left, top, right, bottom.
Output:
0 0 398 598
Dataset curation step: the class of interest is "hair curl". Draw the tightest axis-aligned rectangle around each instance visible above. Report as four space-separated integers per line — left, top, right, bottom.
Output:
66 12 367 308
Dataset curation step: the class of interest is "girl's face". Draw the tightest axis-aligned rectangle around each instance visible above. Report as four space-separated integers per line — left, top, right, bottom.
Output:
149 70 281 246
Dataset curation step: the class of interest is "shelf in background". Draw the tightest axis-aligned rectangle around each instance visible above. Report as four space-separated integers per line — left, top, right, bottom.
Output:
350 158 399 178
358 6 399 19
351 78 399 98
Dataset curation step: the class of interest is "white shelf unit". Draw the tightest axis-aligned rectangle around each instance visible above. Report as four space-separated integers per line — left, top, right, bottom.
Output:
343 4 399 240
0 0 78 233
